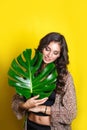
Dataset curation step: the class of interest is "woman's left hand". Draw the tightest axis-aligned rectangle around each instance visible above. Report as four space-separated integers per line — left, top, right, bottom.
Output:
29 105 45 113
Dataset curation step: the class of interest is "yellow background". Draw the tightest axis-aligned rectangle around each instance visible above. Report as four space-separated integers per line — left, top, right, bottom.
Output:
0 0 87 130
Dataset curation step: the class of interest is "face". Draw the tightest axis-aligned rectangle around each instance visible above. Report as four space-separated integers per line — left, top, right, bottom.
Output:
42 41 61 64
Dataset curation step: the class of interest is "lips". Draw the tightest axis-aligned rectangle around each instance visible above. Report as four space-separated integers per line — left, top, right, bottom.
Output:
44 56 51 62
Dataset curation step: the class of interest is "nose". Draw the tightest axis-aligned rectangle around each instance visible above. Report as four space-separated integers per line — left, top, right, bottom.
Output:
47 52 52 58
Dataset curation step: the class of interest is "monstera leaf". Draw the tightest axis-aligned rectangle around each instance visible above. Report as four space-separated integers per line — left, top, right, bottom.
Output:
8 49 58 99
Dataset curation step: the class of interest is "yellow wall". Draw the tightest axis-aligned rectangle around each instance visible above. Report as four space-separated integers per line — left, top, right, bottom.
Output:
0 0 87 129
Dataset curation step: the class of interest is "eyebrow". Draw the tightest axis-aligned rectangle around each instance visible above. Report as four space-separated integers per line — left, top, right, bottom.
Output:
47 46 60 53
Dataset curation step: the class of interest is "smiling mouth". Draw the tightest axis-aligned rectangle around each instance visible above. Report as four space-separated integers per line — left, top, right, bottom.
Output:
44 56 51 61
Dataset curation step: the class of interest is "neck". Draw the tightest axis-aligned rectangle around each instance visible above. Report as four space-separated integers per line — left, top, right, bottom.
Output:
42 63 47 69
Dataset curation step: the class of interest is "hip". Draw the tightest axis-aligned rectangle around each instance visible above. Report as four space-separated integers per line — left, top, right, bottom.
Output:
28 112 51 126
27 119 51 130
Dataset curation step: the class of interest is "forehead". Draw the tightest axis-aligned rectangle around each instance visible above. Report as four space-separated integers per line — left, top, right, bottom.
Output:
48 41 61 51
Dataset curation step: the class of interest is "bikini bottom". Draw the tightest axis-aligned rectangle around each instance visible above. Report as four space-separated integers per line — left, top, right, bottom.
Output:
27 119 51 130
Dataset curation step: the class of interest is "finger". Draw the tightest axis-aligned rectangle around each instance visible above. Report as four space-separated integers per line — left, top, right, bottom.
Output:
36 98 48 105
37 97 48 103
31 95 40 100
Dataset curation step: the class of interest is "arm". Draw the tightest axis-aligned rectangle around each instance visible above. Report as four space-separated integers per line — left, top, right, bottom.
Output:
12 94 48 120
51 73 77 125
29 105 51 115
12 94 26 120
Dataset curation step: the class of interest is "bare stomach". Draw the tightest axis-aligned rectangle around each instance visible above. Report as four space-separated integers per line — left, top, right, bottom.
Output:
28 112 51 126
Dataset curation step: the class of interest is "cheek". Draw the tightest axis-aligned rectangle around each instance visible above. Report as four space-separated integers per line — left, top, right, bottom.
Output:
42 50 44 56
53 55 59 61
42 50 48 55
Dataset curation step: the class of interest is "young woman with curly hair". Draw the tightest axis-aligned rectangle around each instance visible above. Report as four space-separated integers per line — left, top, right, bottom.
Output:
12 32 77 130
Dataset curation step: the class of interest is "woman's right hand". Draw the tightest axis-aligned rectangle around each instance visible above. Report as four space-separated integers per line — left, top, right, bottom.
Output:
21 95 48 110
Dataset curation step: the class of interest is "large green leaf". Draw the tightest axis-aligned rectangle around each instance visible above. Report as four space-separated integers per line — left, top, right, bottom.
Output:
8 49 58 99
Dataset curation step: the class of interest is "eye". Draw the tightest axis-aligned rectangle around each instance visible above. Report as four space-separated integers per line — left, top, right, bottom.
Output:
54 51 60 55
45 47 50 51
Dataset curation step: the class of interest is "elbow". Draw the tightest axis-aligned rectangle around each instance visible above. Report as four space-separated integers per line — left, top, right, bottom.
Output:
65 109 77 124
67 112 77 124
58 109 77 125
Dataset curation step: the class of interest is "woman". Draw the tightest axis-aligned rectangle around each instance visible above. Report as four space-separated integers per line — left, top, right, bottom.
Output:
12 32 77 130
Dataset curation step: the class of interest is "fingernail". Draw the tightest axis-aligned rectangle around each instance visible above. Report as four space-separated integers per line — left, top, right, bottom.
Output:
45 97 48 99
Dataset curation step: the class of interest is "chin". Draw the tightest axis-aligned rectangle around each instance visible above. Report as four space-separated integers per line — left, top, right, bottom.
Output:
43 60 52 64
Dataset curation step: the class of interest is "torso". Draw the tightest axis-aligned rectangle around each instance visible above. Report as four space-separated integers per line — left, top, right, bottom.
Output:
28 112 51 126
28 91 56 126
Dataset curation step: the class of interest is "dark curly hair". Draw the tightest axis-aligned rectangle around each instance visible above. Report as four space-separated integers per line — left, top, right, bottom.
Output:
37 32 69 94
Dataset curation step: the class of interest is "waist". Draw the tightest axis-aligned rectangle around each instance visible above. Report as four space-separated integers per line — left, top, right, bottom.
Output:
28 112 51 126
